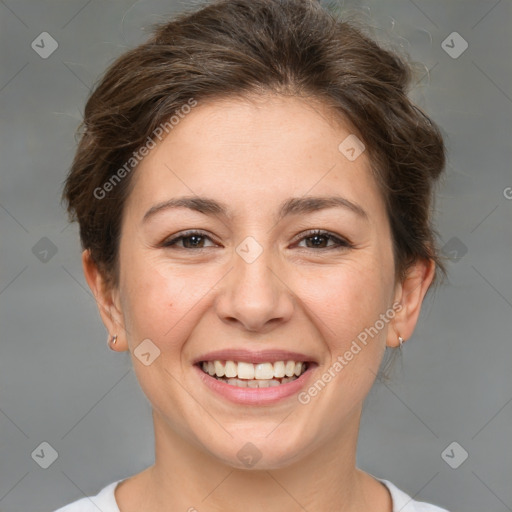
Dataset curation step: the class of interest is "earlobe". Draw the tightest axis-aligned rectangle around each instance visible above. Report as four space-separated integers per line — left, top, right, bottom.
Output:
387 258 436 348
81 250 128 351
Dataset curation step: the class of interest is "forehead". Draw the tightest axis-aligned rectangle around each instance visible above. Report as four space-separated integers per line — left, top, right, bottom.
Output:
124 94 386 223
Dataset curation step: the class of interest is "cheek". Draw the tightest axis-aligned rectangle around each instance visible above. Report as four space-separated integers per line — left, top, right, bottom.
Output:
295 259 392 348
119 252 214 349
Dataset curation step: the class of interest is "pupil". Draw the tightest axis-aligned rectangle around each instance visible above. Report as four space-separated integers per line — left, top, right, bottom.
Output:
309 235 326 247
186 235 202 248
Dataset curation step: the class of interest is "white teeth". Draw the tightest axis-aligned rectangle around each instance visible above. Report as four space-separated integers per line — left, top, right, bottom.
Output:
254 362 274 380
200 359 309 380
224 360 237 378
237 361 255 380
285 361 295 377
214 360 225 377
273 361 285 378
221 375 299 388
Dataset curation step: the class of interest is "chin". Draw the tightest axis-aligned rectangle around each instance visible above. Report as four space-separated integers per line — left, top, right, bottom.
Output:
201 430 312 471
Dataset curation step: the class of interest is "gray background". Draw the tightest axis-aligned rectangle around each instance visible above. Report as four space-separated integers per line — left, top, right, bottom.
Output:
1 0 511 511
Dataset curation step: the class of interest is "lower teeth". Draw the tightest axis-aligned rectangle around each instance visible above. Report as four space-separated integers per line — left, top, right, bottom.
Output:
214 376 298 388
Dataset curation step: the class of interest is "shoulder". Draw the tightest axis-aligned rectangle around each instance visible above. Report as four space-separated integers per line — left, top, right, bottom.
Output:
379 479 450 512
53 480 121 512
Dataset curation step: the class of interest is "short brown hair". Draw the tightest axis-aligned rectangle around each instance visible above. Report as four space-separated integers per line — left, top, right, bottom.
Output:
62 0 446 289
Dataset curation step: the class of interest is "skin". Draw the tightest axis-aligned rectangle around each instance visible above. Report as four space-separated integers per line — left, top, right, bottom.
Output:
83 94 435 512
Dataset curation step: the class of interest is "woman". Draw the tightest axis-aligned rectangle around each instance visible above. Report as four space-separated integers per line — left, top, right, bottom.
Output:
56 0 449 510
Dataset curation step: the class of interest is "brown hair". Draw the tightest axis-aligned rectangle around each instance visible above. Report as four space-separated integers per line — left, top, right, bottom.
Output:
62 0 446 289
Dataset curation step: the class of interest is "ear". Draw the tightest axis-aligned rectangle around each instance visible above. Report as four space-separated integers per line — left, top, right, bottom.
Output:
387 258 436 348
82 249 128 351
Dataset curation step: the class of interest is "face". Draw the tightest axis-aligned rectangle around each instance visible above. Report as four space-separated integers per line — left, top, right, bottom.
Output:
100 94 403 468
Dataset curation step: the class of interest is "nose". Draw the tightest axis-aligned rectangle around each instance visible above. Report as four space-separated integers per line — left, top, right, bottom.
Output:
214 242 295 333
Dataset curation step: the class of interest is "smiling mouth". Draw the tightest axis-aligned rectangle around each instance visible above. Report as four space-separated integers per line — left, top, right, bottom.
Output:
198 360 310 388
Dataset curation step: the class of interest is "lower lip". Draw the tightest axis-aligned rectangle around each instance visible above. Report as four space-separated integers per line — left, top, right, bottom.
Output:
194 364 316 405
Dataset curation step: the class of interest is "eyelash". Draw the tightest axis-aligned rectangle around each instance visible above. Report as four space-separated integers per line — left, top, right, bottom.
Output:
161 229 353 251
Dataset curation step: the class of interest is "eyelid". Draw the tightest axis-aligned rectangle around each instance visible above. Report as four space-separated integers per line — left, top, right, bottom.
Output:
161 229 219 248
292 229 353 249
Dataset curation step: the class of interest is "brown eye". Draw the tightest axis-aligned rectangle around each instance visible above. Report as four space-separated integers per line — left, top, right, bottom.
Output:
162 231 216 249
296 230 352 250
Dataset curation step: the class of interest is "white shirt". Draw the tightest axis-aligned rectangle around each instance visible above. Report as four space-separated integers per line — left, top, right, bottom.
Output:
54 478 450 511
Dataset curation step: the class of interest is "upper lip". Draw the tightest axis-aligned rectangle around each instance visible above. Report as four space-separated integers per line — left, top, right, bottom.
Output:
193 349 317 365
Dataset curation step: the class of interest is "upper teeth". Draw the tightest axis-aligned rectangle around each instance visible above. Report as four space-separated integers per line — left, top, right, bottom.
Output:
201 360 307 379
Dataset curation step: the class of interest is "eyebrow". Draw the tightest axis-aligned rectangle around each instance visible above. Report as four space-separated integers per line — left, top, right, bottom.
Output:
142 195 368 224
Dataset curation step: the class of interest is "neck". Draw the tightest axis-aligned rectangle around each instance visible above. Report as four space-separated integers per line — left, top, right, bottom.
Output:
116 405 390 512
